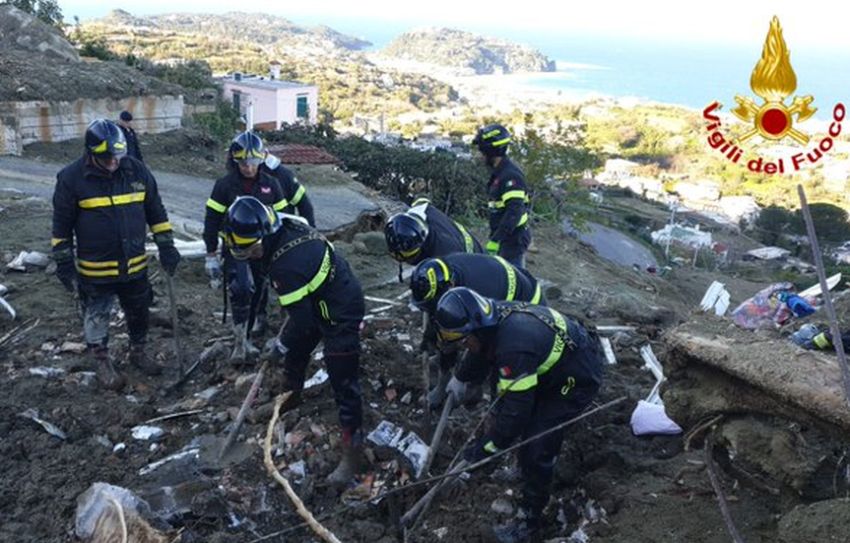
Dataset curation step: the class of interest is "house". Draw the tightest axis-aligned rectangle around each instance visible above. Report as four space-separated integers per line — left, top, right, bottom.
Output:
220 65 318 130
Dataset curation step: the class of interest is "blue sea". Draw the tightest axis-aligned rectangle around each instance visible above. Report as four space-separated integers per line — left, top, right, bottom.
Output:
299 17 850 120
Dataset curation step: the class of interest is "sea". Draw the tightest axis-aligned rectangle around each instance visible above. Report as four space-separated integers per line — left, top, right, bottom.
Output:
300 17 850 120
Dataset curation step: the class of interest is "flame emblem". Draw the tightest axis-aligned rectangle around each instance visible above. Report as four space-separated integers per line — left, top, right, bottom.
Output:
732 16 816 144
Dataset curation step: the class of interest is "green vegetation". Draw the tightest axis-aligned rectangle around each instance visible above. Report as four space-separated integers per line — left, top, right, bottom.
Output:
1 0 62 27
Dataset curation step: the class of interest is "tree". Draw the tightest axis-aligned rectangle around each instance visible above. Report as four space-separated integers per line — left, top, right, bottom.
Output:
1 0 63 28
801 203 850 242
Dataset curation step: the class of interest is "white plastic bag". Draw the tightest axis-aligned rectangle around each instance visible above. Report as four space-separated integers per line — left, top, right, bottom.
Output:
629 400 682 436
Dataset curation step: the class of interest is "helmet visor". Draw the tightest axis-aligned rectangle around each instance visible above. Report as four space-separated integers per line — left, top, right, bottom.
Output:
223 232 262 260
232 147 265 166
437 328 467 343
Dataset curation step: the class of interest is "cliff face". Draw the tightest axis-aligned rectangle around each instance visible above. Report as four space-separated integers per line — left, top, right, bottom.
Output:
0 5 79 62
381 27 556 75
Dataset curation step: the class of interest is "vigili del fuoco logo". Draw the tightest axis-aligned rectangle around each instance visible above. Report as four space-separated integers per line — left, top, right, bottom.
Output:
703 16 845 175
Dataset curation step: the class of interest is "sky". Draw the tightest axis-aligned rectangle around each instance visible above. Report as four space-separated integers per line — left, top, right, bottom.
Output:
59 0 850 51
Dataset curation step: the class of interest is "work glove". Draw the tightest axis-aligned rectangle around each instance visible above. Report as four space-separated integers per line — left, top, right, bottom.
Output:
463 436 498 464
267 337 289 364
158 244 181 276
55 258 77 292
205 254 222 288
445 375 468 405
485 240 500 255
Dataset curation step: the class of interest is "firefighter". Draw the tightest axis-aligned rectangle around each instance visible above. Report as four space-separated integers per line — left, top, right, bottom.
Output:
472 123 532 268
52 119 181 390
409 253 544 406
204 131 294 361
221 196 366 486
261 152 315 227
435 287 603 543
116 111 143 162
384 197 482 267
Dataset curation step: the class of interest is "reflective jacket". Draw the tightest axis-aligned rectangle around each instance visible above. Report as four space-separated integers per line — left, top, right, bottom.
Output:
52 155 171 284
204 169 286 253
408 198 482 264
263 156 315 227
487 157 530 243
456 303 603 449
420 253 543 314
265 219 361 325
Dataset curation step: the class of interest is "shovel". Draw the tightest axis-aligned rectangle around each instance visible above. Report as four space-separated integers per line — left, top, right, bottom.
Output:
164 273 185 375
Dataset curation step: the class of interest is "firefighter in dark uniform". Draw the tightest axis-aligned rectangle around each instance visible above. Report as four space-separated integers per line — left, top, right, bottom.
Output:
117 111 143 162
410 253 544 407
435 287 603 543
204 132 294 361
472 124 532 268
52 119 181 390
221 196 366 487
384 197 482 267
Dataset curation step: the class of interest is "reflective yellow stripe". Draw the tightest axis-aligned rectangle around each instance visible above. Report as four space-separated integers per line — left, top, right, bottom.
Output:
273 199 289 211
813 332 832 349
79 191 145 209
538 309 568 375
411 197 430 207
128 260 148 275
51 238 68 247
530 283 542 305
483 441 499 453
206 198 227 213
77 266 119 277
150 222 172 234
491 136 511 147
517 213 529 227
498 373 538 394
291 185 306 206
488 200 503 209
228 232 259 245
91 140 108 154
495 256 517 301
318 300 330 321
501 190 527 203
278 248 332 306
453 221 475 253
424 258 451 301
78 259 119 269
128 254 148 265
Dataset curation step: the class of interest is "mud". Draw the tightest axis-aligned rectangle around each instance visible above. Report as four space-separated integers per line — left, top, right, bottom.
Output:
1 189 848 543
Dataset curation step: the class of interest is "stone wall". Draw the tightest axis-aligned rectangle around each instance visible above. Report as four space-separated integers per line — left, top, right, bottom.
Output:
0 95 183 155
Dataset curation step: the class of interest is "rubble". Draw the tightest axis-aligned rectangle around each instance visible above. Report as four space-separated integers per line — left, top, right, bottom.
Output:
18 408 67 440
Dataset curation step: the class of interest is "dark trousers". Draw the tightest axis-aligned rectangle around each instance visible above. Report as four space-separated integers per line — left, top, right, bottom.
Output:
224 251 269 326
280 273 366 432
518 329 603 516
498 227 532 269
79 277 152 347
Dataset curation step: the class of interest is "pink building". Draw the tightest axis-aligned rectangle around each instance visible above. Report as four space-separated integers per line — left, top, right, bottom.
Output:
220 69 318 130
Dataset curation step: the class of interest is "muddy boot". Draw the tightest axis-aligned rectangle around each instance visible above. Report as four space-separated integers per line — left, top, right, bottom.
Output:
489 509 540 543
128 343 162 376
326 429 365 487
230 322 260 363
93 346 125 391
251 314 267 337
427 369 452 409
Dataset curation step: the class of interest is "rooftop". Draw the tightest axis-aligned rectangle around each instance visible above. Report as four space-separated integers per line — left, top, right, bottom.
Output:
219 75 314 91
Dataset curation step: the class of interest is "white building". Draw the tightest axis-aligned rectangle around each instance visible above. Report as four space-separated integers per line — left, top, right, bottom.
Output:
220 68 318 130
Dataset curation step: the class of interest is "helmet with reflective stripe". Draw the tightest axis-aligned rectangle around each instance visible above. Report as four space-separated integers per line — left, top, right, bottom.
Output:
85 119 128 159
384 212 429 263
472 123 511 157
221 196 281 257
435 287 498 342
410 258 453 309
229 131 266 166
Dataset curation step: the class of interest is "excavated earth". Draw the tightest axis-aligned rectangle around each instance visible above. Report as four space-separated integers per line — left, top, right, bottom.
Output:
1 187 849 543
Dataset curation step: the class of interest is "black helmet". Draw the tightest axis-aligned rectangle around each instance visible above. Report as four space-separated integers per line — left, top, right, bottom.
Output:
221 196 280 259
385 212 429 263
229 131 266 166
410 258 453 309
85 119 127 159
435 287 498 342
472 123 511 157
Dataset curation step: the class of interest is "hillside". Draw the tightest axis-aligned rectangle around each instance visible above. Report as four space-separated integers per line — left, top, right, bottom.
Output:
381 27 556 74
78 11 461 121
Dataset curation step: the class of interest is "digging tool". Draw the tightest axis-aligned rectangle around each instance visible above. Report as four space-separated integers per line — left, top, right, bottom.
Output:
218 359 268 461
420 394 455 478
166 341 228 393
401 458 469 529
164 273 185 376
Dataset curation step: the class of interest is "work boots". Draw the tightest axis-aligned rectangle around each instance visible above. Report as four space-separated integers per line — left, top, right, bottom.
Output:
326 428 365 487
128 343 162 376
489 509 541 543
230 322 260 363
92 346 125 391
